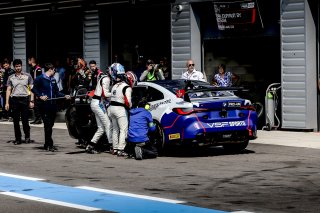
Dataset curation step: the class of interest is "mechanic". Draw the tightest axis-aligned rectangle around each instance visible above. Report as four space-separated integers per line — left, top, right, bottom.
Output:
5 59 34 145
31 63 71 151
85 68 113 154
181 59 206 81
125 99 157 160
1 58 15 121
108 63 132 157
28 56 43 125
139 59 165 81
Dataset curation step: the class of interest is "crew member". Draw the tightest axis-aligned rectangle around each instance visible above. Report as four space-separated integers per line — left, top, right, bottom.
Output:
5 59 34 145
31 63 71 151
86 69 113 154
108 63 132 157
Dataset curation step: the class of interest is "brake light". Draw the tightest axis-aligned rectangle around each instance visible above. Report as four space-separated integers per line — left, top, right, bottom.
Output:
173 107 209 115
240 105 256 111
173 108 194 115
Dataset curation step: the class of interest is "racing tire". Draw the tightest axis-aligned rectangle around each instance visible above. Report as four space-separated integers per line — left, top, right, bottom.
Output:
222 139 249 153
151 121 166 156
65 106 80 139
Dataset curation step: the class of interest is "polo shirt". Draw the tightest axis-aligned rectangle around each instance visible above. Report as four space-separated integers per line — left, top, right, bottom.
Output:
7 72 33 97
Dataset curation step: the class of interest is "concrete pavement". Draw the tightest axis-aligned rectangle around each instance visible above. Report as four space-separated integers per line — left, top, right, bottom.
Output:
1 120 319 149
252 129 320 149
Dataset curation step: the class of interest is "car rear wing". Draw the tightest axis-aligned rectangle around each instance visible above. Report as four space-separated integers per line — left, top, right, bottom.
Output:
177 86 248 102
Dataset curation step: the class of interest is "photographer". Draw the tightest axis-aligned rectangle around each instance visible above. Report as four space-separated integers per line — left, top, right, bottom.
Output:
139 59 165 82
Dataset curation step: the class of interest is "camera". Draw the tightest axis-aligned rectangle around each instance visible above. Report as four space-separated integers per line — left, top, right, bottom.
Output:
175 5 183 12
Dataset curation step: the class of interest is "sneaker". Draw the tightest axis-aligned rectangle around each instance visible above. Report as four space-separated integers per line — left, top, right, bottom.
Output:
117 150 128 157
8 117 13 122
47 146 58 152
25 138 31 144
13 139 22 145
111 149 118 155
134 146 143 160
85 144 98 154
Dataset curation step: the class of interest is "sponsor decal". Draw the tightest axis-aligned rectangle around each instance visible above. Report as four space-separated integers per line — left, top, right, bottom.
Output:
169 133 181 140
207 121 246 128
227 102 241 107
150 99 171 111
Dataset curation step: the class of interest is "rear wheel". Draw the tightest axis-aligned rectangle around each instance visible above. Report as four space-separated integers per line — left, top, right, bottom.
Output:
222 139 249 153
150 121 166 156
65 106 79 139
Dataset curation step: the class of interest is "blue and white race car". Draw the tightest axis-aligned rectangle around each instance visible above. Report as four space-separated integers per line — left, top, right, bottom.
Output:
65 79 258 154
133 79 258 153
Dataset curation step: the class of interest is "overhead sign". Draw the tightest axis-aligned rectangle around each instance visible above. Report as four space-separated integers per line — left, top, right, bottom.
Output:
214 1 258 31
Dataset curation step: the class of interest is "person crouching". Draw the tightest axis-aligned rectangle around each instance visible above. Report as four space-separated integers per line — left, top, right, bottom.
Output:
125 99 157 160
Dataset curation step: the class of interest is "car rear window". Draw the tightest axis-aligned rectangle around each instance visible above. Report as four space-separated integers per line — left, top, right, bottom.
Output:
154 80 234 98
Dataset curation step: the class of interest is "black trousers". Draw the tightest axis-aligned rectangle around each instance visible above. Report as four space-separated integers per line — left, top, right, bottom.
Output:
125 141 158 159
10 96 30 140
32 99 42 121
39 103 57 147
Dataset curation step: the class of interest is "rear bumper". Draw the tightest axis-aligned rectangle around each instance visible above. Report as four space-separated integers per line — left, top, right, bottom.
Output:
165 129 257 146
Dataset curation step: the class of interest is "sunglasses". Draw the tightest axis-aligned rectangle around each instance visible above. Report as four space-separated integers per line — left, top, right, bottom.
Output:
188 64 195 67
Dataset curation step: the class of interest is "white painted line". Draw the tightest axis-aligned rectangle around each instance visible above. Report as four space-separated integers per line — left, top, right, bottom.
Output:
0 172 45 181
76 186 185 204
0 192 101 211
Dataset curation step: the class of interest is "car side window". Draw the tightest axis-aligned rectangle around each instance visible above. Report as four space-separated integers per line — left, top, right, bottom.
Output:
132 87 148 107
147 87 164 102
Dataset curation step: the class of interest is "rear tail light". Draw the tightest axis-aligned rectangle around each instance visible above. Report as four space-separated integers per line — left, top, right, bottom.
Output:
173 108 194 115
173 107 208 115
240 105 256 111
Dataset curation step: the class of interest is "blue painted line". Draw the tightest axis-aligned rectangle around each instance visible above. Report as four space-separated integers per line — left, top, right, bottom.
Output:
0 175 228 213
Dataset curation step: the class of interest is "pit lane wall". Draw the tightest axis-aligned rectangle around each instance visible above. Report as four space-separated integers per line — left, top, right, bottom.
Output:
280 0 317 130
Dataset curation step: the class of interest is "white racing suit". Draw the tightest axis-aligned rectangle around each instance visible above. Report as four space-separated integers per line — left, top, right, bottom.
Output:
90 75 112 146
108 81 132 153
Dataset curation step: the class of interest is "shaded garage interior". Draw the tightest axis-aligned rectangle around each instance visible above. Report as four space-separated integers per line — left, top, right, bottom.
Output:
0 19 13 62
196 1 281 129
26 12 83 66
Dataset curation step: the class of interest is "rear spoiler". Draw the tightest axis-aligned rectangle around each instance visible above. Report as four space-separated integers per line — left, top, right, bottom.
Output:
176 86 249 102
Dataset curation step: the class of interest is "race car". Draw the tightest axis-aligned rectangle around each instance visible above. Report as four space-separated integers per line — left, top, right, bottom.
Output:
65 79 258 154
133 80 258 154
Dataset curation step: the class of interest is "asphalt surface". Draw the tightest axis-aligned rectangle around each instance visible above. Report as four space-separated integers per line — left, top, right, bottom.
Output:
0 120 319 213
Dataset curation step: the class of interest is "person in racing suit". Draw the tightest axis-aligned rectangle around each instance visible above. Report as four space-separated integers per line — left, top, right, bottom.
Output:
125 99 157 160
85 70 113 154
108 63 132 157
